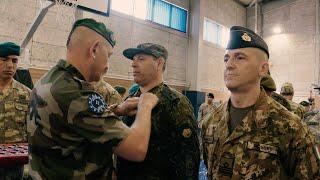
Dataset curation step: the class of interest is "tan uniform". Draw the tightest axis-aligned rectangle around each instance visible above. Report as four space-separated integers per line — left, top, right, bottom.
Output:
202 89 319 179
0 79 30 143
288 100 305 119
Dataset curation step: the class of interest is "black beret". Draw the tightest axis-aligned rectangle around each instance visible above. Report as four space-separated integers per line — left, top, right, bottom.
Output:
227 26 269 58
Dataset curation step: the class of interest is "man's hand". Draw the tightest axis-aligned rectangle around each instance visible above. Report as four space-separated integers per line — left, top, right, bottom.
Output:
138 93 159 109
113 97 139 116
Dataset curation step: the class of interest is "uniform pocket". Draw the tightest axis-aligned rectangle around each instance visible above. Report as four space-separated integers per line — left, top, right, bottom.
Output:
14 101 29 123
238 141 280 179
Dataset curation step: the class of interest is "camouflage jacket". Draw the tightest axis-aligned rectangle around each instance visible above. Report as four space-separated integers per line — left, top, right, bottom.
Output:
270 92 291 111
304 110 320 143
288 100 305 119
0 79 30 143
27 60 130 180
202 89 320 179
198 103 218 122
117 83 200 180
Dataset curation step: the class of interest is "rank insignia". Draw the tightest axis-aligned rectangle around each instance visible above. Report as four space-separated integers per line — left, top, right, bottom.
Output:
88 93 107 114
182 128 192 138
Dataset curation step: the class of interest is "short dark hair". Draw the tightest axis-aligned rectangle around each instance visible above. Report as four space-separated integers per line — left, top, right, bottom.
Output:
207 93 214 98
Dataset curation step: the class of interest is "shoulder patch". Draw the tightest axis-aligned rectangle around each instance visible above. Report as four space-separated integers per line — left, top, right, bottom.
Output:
88 93 107 114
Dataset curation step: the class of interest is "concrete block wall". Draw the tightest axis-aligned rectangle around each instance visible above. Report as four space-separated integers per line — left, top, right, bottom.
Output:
247 0 319 102
0 0 189 90
195 0 246 101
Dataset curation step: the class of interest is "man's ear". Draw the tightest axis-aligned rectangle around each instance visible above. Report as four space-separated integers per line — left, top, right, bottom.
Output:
259 61 269 77
89 40 100 60
157 58 165 71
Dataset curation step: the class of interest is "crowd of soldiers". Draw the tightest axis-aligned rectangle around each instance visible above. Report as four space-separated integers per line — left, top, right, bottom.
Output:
0 17 319 179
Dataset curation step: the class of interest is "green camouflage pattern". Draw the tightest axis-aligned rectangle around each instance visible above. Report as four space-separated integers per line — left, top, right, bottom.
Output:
0 79 30 180
260 74 276 92
202 89 320 179
93 79 122 104
280 82 294 95
117 83 200 180
123 43 168 60
270 92 292 111
27 59 130 180
288 100 305 119
0 79 30 143
304 110 320 143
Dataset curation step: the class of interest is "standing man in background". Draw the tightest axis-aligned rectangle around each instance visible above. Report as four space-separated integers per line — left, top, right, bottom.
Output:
0 42 31 180
280 82 305 119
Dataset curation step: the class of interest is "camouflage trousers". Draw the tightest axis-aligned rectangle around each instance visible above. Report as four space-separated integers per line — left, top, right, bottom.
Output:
0 166 23 180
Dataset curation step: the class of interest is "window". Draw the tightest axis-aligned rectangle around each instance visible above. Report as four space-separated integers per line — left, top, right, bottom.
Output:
111 0 148 19
147 0 188 33
203 18 230 48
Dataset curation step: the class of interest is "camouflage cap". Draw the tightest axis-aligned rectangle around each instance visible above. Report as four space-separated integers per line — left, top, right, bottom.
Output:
261 74 276 92
280 82 294 95
0 42 20 58
123 43 168 60
227 26 269 58
69 18 116 47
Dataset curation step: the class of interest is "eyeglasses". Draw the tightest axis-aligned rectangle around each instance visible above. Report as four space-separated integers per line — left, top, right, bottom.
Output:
0 57 19 64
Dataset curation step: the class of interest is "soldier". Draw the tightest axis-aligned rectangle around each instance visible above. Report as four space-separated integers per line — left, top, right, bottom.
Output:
117 43 200 180
202 26 320 179
280 82 305 118
260 74 292 111
198 93 218 125
27 18 159 180
0 42 31 179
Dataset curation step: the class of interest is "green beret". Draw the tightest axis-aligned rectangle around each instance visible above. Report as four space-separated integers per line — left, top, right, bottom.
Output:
123 43 168 60
227 26 269 58
261 74 276 91
0 42 20 58
280 82 294 95
70 18 116 47
114 85 126 94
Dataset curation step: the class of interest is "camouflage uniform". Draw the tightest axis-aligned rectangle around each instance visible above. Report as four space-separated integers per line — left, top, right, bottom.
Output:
288 100 305 119
0 79 30 143
280 82 305 119
198 103 217 122
117 83 200 180
27 60 131 180
202 89 320 179
270 92 292 111
0 79 30 180
93 79 122 105
304 110 320 143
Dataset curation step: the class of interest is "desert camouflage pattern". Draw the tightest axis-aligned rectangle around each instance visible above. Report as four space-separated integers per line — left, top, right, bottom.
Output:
117 83 200 180
202 89 320 179
27 60 130 180
0 79 30 143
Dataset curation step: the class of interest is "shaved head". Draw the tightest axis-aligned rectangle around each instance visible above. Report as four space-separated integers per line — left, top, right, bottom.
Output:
66 26 113 82
67 26 108 51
